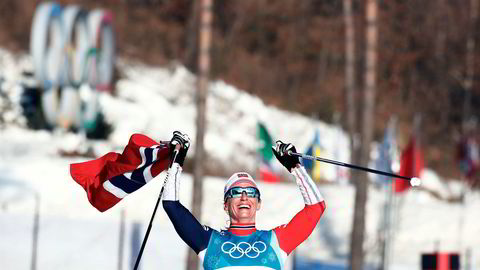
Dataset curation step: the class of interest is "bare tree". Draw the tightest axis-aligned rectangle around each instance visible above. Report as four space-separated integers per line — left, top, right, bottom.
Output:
186 0 213 269
183 1 199 72
350 0 378 269
463 0 478 131
343 0 358 163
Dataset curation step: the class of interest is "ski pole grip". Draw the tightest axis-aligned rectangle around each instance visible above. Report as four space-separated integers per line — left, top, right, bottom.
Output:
174 143 182 151
173 143 181 158
169 144 182 168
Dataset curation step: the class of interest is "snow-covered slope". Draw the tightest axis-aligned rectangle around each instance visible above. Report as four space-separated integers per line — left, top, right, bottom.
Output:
102 59 351 179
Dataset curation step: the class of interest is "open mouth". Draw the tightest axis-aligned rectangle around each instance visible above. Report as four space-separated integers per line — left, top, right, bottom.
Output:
238 204 251 209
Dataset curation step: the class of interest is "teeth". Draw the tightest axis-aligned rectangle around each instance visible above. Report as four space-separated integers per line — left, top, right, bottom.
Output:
239 205 250 209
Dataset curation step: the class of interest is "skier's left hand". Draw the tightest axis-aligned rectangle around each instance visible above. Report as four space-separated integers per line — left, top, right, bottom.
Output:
272 140 300 172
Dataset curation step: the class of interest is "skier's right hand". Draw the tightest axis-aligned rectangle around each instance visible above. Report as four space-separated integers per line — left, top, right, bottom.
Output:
169 131 190 167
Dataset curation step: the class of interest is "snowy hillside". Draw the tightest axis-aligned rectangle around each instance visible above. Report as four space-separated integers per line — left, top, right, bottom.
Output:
1 48 479 270
104 58 351 180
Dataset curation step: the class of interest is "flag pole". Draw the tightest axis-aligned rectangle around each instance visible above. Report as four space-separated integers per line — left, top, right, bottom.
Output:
30 193 40 270
379 115 397 270
118 209 125 270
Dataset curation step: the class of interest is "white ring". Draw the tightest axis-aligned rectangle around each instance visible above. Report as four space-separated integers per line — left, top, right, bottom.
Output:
61 5 90 87
87 9 115 91
221 241 267 259
30 2 64 89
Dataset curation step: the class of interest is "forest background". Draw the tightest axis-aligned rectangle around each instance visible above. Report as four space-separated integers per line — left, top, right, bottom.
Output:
1 0 478 180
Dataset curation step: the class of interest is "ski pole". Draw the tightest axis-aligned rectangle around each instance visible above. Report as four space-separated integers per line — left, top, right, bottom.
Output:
289 151 421 187
133 145 180 270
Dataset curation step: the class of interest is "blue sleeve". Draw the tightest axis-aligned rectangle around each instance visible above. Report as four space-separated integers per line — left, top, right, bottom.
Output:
163 200 213 254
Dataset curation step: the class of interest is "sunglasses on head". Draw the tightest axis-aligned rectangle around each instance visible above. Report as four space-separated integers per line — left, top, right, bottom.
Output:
224 186 260 201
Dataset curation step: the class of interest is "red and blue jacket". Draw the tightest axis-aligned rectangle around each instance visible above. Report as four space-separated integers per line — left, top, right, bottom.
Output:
163 163 326 270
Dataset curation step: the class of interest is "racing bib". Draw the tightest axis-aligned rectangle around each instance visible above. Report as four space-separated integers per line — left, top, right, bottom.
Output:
202 230 283 270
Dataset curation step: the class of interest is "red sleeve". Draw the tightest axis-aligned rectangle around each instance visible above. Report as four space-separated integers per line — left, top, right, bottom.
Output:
273 201 326 255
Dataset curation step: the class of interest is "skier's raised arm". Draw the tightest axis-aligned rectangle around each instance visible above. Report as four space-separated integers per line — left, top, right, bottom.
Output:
162 131 212 255
271 140 326 255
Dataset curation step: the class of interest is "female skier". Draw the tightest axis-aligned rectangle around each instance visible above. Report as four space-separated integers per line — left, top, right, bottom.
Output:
163 131 326 269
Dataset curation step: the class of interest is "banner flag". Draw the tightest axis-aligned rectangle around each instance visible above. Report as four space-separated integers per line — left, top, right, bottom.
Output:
394 137 424 193
256 122 280 182
70 133 170 212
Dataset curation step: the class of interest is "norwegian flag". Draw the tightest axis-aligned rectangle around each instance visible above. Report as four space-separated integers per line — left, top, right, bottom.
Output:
70 134 170 212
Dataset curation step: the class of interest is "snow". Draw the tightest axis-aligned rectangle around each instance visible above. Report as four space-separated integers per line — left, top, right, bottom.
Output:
1 48 479 270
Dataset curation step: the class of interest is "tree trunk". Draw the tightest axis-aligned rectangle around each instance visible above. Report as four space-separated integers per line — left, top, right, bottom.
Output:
463 0 478 131
183 0 199 72
434 0 447 62
350 0 378 269
186 0 212 269
343 0 357 157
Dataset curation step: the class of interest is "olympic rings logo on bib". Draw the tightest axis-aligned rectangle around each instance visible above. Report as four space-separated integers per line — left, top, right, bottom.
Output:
221 241 267 259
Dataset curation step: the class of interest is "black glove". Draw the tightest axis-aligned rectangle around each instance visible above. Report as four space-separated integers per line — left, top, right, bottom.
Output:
272 140 300 172
169 131 190 167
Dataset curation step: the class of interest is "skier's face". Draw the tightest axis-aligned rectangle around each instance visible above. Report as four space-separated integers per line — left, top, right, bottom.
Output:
224 182 261 224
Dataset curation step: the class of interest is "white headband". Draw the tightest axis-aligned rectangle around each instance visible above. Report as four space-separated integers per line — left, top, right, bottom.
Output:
224 172 258 195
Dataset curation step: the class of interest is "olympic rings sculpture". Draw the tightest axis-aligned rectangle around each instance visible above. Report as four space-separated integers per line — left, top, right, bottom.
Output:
29 2 115 131
30 2 115 90
221 241 267 259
